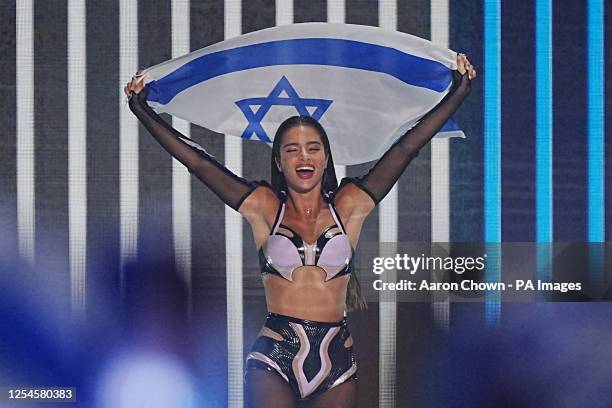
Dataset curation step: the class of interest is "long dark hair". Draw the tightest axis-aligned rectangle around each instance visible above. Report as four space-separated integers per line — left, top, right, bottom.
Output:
271 115 367 311
271 115 337 198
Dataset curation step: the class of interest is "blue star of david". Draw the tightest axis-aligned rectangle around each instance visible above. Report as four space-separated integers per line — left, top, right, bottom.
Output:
235 76 333 142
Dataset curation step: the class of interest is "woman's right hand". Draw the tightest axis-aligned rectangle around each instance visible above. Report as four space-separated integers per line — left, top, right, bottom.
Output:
124 68 145 97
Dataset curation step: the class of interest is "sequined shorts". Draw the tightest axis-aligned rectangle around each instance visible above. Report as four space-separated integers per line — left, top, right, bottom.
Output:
245 312 358 400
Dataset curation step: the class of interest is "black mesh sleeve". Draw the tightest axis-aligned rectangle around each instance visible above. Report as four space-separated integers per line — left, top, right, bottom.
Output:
128 88 257 211
341 71 471 205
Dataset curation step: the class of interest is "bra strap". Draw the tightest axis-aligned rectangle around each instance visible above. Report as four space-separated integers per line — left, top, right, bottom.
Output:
271 202 286 234
328 202 347 234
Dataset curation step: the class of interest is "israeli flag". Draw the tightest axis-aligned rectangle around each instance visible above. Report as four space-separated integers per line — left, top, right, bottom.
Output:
141 23 464 165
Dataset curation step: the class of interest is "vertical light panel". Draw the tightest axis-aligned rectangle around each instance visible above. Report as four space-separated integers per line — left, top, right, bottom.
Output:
171 0 192 319
587 0 604 288
378 3 397 408
430 0 450 329
224 2 243 407
535 0 552 297
119 0 139 298
68 0 87 317
484 0 501 325
327 0 346 181
535 0 552 244
276 0 293 25
16 0 35 266
587 0 604 243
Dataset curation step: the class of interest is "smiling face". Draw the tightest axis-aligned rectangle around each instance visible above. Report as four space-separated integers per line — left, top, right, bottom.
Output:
275 125 329 194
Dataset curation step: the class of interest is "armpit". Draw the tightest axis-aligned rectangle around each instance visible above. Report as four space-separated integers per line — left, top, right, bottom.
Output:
333 180 376 221
238 181 280 227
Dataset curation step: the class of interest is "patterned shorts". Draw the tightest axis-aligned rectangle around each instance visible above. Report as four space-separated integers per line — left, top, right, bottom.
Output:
245 312 358 400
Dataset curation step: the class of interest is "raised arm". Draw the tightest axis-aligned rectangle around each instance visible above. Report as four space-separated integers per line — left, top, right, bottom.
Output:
126 77 257 211
339 54 475 207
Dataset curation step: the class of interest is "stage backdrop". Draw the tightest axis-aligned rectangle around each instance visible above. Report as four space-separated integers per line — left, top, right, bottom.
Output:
0 1 610 408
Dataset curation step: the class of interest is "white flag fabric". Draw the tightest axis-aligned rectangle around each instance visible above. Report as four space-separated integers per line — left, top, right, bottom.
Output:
141 23 464 165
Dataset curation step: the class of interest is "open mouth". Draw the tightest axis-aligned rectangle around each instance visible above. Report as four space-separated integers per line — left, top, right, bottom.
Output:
295 165 315 179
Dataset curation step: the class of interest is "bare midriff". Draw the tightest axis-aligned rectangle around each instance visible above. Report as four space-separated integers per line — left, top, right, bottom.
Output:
263 265 349 322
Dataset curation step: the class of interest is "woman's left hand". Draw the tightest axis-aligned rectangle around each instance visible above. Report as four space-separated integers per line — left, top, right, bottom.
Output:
457 53 476 80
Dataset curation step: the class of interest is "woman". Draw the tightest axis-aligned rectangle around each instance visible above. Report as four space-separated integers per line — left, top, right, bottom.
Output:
125 54 475 408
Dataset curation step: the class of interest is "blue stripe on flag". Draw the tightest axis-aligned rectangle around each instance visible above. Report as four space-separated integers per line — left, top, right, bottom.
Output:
146 38 453 104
